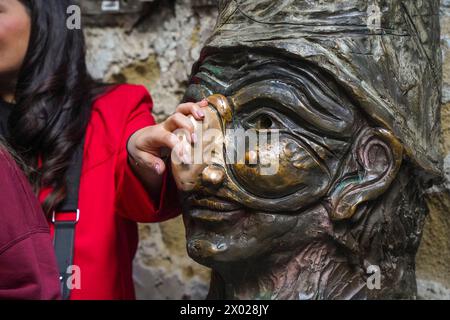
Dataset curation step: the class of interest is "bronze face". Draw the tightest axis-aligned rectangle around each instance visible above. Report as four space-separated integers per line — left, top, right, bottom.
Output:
176 50 361 263
172 0 441 300
172 49 424 300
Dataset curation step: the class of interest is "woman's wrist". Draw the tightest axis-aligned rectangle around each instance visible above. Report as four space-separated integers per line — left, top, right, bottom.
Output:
126 129 143 168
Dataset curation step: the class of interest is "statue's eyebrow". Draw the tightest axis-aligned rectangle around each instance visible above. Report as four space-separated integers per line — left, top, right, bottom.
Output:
190 54 247 94
195 65 228 88
191 52 356 136
231 79 354 137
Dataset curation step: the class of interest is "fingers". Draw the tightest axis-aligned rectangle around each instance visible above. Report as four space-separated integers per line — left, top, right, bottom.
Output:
132 150 167 175
164 100 208 142
129 126 190 170
133 119 192 152
128 100 209 171
163 113 196 143
176 100 208 120
150 130 180 151
148 131 191 165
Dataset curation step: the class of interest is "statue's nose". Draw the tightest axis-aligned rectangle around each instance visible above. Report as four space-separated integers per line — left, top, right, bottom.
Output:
201 165 225 188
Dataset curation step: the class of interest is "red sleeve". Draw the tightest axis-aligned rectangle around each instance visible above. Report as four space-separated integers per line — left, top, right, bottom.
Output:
114 87 181 223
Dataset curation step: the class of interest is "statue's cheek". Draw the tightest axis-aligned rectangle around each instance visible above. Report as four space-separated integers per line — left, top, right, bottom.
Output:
229 136 332 199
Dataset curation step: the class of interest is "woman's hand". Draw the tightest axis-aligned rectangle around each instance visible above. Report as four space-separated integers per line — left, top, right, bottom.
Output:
126 100 208 196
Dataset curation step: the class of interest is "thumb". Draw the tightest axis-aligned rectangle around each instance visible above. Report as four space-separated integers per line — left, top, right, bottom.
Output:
132 151 167 176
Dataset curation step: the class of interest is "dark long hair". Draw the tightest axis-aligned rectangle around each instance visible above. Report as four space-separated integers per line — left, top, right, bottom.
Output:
8 0 106 215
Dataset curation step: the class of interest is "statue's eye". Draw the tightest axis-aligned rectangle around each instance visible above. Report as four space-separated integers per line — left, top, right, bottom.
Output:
242 110 281 130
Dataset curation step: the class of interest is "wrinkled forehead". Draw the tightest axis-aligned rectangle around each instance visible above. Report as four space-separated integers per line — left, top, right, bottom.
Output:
190 49 349 97
186 49 359 138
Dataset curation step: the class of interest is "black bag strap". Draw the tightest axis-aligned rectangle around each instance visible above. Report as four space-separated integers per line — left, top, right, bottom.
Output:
52 140 84 300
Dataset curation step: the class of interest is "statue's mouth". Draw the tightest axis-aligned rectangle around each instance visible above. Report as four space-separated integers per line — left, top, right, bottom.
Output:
188 195 242 211
184 195 247 224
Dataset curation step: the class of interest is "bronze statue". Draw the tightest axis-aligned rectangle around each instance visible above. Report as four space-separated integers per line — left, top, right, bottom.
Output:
171 0 442 299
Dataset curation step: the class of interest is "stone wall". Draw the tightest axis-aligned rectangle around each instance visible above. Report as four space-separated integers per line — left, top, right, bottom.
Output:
84 0 450 299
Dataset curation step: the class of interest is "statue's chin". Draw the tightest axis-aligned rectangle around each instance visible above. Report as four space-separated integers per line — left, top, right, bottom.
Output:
185 236 263 267
186 238 227 266
183 205 328 267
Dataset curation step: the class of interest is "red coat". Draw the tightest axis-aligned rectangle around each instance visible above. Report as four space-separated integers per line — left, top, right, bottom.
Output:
41 84 181 300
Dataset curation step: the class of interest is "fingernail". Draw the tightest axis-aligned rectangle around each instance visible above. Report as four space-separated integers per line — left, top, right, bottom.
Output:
197 109 205 118
154 163 162 175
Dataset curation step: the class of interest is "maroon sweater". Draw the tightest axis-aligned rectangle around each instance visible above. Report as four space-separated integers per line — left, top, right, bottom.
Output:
0 149 60 300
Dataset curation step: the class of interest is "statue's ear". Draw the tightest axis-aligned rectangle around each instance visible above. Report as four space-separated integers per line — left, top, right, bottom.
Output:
329 128 403 221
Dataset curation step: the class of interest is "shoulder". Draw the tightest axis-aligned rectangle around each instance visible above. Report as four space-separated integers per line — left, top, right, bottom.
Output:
84 84 156 159
0 149 49 251
90 84 154 131
93 84 153 112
